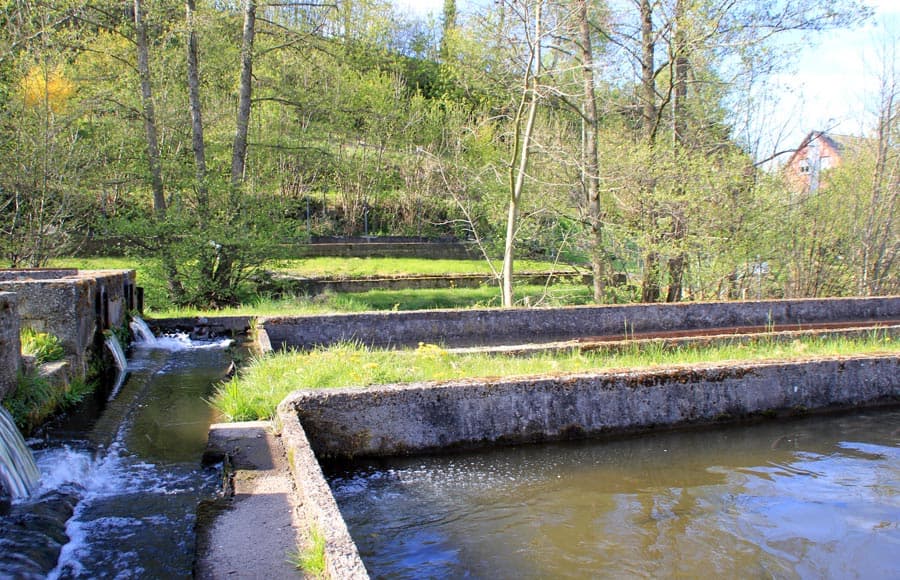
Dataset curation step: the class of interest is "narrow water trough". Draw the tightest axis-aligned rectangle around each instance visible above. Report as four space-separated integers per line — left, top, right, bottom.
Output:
264 297 900 579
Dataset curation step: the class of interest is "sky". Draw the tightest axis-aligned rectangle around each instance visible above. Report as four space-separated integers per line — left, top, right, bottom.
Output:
393 0 900 161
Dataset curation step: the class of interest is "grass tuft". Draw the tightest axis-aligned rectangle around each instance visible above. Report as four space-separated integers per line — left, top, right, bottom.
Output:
289 527 327 577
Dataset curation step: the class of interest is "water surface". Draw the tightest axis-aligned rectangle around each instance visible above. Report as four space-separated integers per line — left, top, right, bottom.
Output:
325 407 900 579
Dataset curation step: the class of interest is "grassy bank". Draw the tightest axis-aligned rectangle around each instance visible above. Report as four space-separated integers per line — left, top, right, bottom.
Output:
145 283 594 317
49 256 580 316
212 332 898 422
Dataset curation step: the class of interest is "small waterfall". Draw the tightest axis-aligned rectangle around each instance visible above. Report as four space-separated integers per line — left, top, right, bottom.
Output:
129 316 158 346
0 406 41 500
104 334 128 400
104 334 127 372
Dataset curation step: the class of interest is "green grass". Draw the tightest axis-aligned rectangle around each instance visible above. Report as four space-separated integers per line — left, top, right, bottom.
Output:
50 256 589 317
144 284 595 318
272 256 578 278
20 328 65 364
211 332 898 422
289 527 326 577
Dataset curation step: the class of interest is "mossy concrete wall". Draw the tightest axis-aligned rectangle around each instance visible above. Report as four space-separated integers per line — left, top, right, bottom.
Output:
0 293 19 400
280 355 899 458
0 269 136 379
260 296 900 351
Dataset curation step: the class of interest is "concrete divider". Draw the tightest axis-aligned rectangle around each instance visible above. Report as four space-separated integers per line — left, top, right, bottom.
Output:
260 296 900 351
281 355 899 459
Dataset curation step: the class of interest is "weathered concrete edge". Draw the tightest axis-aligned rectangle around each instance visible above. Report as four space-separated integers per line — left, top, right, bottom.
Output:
282 354 900 458
275 404 369 580
147 316 255 335
260 296 900 350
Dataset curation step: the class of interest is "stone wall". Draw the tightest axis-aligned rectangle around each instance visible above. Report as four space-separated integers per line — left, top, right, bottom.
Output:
280 355 900 458
0 293 19 400
260 296 900 351
0 270 136 379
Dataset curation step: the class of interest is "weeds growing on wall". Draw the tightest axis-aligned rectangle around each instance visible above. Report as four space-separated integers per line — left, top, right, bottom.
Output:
20 328 64 365
289 526 326 577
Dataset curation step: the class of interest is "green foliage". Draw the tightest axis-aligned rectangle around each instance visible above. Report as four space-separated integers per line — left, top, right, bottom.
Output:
290 527 326 578
20 328 64 364
212 333 899 422
4 372 94 434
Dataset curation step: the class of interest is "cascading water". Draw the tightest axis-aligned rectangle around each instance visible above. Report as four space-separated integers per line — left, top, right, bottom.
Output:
103 333 129 400
0 407 41 500
129 316 157 346
0 324 237 578
103 334 127 373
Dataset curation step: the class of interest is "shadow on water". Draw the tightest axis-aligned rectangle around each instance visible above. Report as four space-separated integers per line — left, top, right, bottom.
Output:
1 332 240 579
325 406 900 579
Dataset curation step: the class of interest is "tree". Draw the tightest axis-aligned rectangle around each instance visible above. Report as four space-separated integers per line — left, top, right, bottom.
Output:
134 0 166 217
500 0 544 307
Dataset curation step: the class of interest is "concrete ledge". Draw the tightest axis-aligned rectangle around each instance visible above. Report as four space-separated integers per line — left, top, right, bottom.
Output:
147 316 254 337
262 271 589 296
280 354 899 458
276 407 369 579
260 297 900 351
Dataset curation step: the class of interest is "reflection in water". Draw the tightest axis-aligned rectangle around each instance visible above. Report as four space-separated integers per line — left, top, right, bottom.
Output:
325 407 900 579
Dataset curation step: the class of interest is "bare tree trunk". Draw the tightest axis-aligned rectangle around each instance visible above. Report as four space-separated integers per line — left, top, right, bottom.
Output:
640 0 655 143
231 0 256 198
501 0 542 308
666 0 688 303
576 0 605 302
639 0 661 302
134 0 165 217
186 0 208 215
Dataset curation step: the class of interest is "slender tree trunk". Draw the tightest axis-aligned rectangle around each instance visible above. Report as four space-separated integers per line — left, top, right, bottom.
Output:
666 0 688 302
639 0 661 302
134 0 165 217
640 0 655 143
231 0 256 198
576 0 605 302
501 0 542 308
186 0 208 215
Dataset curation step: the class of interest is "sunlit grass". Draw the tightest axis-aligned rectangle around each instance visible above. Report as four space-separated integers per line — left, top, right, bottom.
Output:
49 256 589 317
211 332 898 422
148 284 595 318
271 256 579 278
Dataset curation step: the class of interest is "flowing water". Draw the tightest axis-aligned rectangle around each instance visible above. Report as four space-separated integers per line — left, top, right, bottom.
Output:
0 407 40 500
326 406 900 579
1 328 236 578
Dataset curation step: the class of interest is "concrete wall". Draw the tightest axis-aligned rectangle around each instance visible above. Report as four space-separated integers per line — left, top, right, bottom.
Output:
260 296 900 351
0 293 19 400
279 355 899 458
261 271 590 297
0 270 136 379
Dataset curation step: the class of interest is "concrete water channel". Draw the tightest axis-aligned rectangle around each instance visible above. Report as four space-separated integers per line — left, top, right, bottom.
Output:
2 284 899 578
259 296 900 578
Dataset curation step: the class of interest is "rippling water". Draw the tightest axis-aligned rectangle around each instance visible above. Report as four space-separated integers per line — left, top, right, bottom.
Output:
326 407 900 579
1 336 236 579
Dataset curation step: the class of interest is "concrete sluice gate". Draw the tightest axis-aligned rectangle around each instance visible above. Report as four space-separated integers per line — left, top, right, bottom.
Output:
265 297 900 579
0 269 138 400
